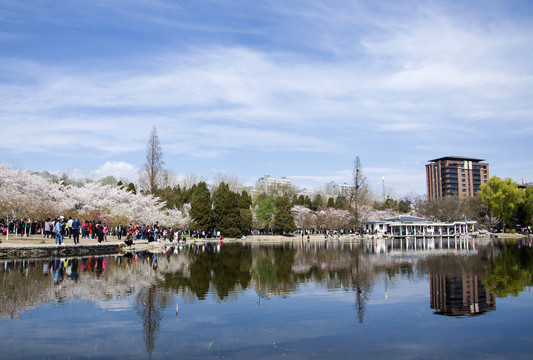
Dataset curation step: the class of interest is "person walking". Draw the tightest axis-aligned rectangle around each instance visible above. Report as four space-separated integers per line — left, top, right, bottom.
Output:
54 216 64 245
96 223 104 243
117 224 123 241
44 218 51 238
67 217 73 239
71 218 80 245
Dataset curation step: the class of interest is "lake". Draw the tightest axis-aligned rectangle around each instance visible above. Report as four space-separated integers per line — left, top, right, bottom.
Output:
1 237 532 359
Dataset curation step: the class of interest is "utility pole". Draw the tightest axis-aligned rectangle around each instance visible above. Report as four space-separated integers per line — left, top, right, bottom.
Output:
382 176 385 203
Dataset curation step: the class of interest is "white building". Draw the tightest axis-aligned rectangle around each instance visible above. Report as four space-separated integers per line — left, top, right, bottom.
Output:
255 175 292 195
296 189 315 198
326 181 355 198
363 215 476 236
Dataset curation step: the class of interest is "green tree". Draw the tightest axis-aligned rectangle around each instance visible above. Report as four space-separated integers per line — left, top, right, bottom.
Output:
480 177 522 229
398 199 411 213
335 195 348 210
190 182 212 230
191 195 212 230
154 185 184 210
99 175 118 186
483 246 533 297
312 194 324 210
304 196 313 209
516 186 533 227
191 182 210 201
327 197 336 208
212 182 229 229
220 191 241 238
238 190 253 233
273 196 297 234
254 195 277 231
125 182 137 194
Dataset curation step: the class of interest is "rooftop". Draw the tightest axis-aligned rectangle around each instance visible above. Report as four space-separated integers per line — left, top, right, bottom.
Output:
428 156 485 163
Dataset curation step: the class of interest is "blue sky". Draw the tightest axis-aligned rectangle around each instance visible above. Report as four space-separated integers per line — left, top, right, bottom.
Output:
1 0 532 196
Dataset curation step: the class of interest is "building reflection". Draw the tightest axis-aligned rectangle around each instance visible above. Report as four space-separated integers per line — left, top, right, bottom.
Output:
430 273 496 316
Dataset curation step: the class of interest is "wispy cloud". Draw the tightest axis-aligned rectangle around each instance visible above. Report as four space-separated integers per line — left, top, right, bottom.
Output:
0 0 532 193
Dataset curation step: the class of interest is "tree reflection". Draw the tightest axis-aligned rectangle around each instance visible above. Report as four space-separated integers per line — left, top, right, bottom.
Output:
483 242 533 298
189 251 211 300
212 244 252 299
350 247 372 323
135 284 171 358
253 246 297 297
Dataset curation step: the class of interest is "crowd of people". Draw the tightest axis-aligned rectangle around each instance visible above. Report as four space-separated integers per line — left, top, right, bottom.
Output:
0 217 226 246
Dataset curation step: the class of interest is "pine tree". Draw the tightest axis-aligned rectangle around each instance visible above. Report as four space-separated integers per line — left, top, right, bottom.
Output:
220 191 241 238
191 195 212 230
212 182 229 229
190 182 212 230
273 196 297 235
238 190 253 233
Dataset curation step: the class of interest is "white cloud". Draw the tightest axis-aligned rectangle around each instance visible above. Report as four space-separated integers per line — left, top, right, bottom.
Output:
90 161 138 182
1 0 532 191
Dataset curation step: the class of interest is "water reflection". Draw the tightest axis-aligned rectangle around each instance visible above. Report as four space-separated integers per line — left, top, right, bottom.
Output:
1 238 533 358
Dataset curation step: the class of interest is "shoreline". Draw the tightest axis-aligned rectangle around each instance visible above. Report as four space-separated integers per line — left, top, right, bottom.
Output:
0 232 526 259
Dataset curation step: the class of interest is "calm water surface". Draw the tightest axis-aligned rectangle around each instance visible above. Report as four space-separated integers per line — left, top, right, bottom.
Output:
1 237 532 359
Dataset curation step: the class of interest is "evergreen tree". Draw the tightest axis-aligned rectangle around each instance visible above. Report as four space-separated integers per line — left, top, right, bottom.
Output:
191 195 212 230
126 182 137 194
295 195 305 206
220 191 241 238
192 182 211 202
238 190 253 233
327 197 336 208
304 196 313 209
335 195 347 210
190 182 212 230
398 199 411 213
313 194 324 210
212 182 229 229
273 196 297 235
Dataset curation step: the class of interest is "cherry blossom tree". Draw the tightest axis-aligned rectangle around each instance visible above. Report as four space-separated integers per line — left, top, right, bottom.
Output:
0 164 191 234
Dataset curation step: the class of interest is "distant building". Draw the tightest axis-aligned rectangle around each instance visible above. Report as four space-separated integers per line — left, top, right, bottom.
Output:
296 189 315 199
325 181 354 199
255 175 292 195
426 156 489 200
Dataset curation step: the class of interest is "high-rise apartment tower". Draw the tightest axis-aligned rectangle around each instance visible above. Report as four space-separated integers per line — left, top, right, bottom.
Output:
426 156 489 200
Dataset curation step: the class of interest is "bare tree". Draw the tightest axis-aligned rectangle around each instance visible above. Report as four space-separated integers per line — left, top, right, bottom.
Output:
138 125 166 194
349 156 370 229
179 173 206 190
211 172 243 193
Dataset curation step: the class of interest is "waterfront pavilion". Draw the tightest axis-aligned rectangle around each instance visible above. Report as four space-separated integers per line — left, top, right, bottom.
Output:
363 215 476 237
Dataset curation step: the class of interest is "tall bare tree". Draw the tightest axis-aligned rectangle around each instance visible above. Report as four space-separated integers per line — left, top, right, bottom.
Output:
138 125 166 194
349 155 370 229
